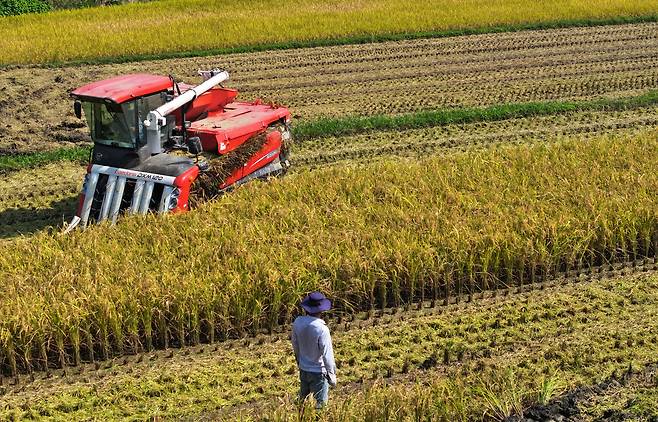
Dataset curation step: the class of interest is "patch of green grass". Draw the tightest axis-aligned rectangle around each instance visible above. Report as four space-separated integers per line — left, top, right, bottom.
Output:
0 146 89 174
294 90 658 140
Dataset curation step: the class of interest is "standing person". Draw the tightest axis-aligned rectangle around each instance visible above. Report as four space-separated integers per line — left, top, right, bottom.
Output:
291 292 337 409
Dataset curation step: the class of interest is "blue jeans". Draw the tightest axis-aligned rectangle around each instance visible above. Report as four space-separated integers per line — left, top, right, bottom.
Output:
299 369 329 408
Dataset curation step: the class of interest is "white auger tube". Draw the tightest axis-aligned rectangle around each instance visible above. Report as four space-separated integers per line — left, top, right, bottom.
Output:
143 70 229 156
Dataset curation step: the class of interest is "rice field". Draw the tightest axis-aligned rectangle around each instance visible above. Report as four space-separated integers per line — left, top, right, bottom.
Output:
0 271 656 420
1 11 657 419
0 0 654 65
0 131 657 379
2 106 657 239
2 21 657 155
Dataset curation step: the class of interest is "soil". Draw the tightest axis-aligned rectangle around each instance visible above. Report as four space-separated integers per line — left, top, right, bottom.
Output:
512 364 658 422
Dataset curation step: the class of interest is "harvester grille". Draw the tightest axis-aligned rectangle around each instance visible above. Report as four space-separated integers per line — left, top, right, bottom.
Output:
79 165 178 228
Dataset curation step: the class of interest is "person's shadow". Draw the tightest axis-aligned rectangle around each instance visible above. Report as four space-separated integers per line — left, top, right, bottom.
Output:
0 195 78 238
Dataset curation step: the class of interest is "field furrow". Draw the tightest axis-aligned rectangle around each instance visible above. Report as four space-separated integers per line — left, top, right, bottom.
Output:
1 22 656 154
236 51 658 92
203 21 658 75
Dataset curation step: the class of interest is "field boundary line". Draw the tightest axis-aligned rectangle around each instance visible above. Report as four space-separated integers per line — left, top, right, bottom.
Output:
4 90 657 173
3 14 657 69
0 147 90 174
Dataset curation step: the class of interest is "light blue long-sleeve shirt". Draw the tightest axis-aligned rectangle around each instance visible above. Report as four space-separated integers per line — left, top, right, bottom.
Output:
291 315 336 375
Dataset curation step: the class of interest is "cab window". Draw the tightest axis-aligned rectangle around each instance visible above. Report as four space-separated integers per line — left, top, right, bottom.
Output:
82 102 135 148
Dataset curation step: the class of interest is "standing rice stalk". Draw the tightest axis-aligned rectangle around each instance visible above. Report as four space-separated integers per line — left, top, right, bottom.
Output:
0 131 657 371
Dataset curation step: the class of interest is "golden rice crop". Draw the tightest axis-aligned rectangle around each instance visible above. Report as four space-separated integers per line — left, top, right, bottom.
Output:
0 0 655 65
1 272 655 419
0 130 657 375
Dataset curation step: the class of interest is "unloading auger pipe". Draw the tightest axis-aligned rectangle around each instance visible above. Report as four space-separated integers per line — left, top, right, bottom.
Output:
144 70 229 155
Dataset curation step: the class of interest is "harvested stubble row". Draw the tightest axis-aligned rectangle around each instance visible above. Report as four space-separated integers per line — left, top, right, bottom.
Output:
0 162 82 234
0 130 657 375
226 273 658 421
293 106 658 167
2 22 658 154
1 272 657 420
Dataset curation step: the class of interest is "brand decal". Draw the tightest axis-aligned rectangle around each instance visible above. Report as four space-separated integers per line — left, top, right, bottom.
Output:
114 169 165 181
136 173 165 181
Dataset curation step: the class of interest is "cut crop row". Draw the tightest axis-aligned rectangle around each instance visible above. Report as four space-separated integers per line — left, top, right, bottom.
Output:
0 162 82 238
293 107 658 167
227 273 658 421
1 272 657 420
0 131 657 375
2 22 657 154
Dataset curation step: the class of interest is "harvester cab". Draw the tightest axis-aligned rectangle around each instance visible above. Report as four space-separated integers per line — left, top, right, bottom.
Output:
65 69 292 231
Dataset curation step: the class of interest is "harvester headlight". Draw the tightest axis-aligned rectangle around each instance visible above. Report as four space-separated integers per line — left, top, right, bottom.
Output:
168 187 181 210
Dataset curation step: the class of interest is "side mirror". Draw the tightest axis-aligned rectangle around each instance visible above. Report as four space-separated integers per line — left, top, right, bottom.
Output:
74 101 82 119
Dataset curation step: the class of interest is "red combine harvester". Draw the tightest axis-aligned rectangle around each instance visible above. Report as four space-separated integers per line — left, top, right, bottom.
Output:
66 70 292 230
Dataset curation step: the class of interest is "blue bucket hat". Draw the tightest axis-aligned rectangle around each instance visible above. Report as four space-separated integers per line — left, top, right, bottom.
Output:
301 291 332 314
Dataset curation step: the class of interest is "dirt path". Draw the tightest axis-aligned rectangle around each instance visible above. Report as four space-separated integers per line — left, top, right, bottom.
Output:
1 22 656 154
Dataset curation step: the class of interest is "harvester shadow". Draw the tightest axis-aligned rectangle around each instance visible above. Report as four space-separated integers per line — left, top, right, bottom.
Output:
0 195 78 239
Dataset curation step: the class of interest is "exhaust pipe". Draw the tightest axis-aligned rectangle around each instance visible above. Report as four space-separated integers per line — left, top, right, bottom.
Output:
144 70 229 156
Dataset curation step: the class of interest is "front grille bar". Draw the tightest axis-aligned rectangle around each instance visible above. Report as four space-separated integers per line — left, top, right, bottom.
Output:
139 181 155 214
110 177 126 224
80 172 100 228
130 180 145 214
78 165 178 229
99 175 117 221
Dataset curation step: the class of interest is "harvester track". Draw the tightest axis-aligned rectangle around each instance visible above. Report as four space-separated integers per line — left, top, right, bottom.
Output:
1 22 656 154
